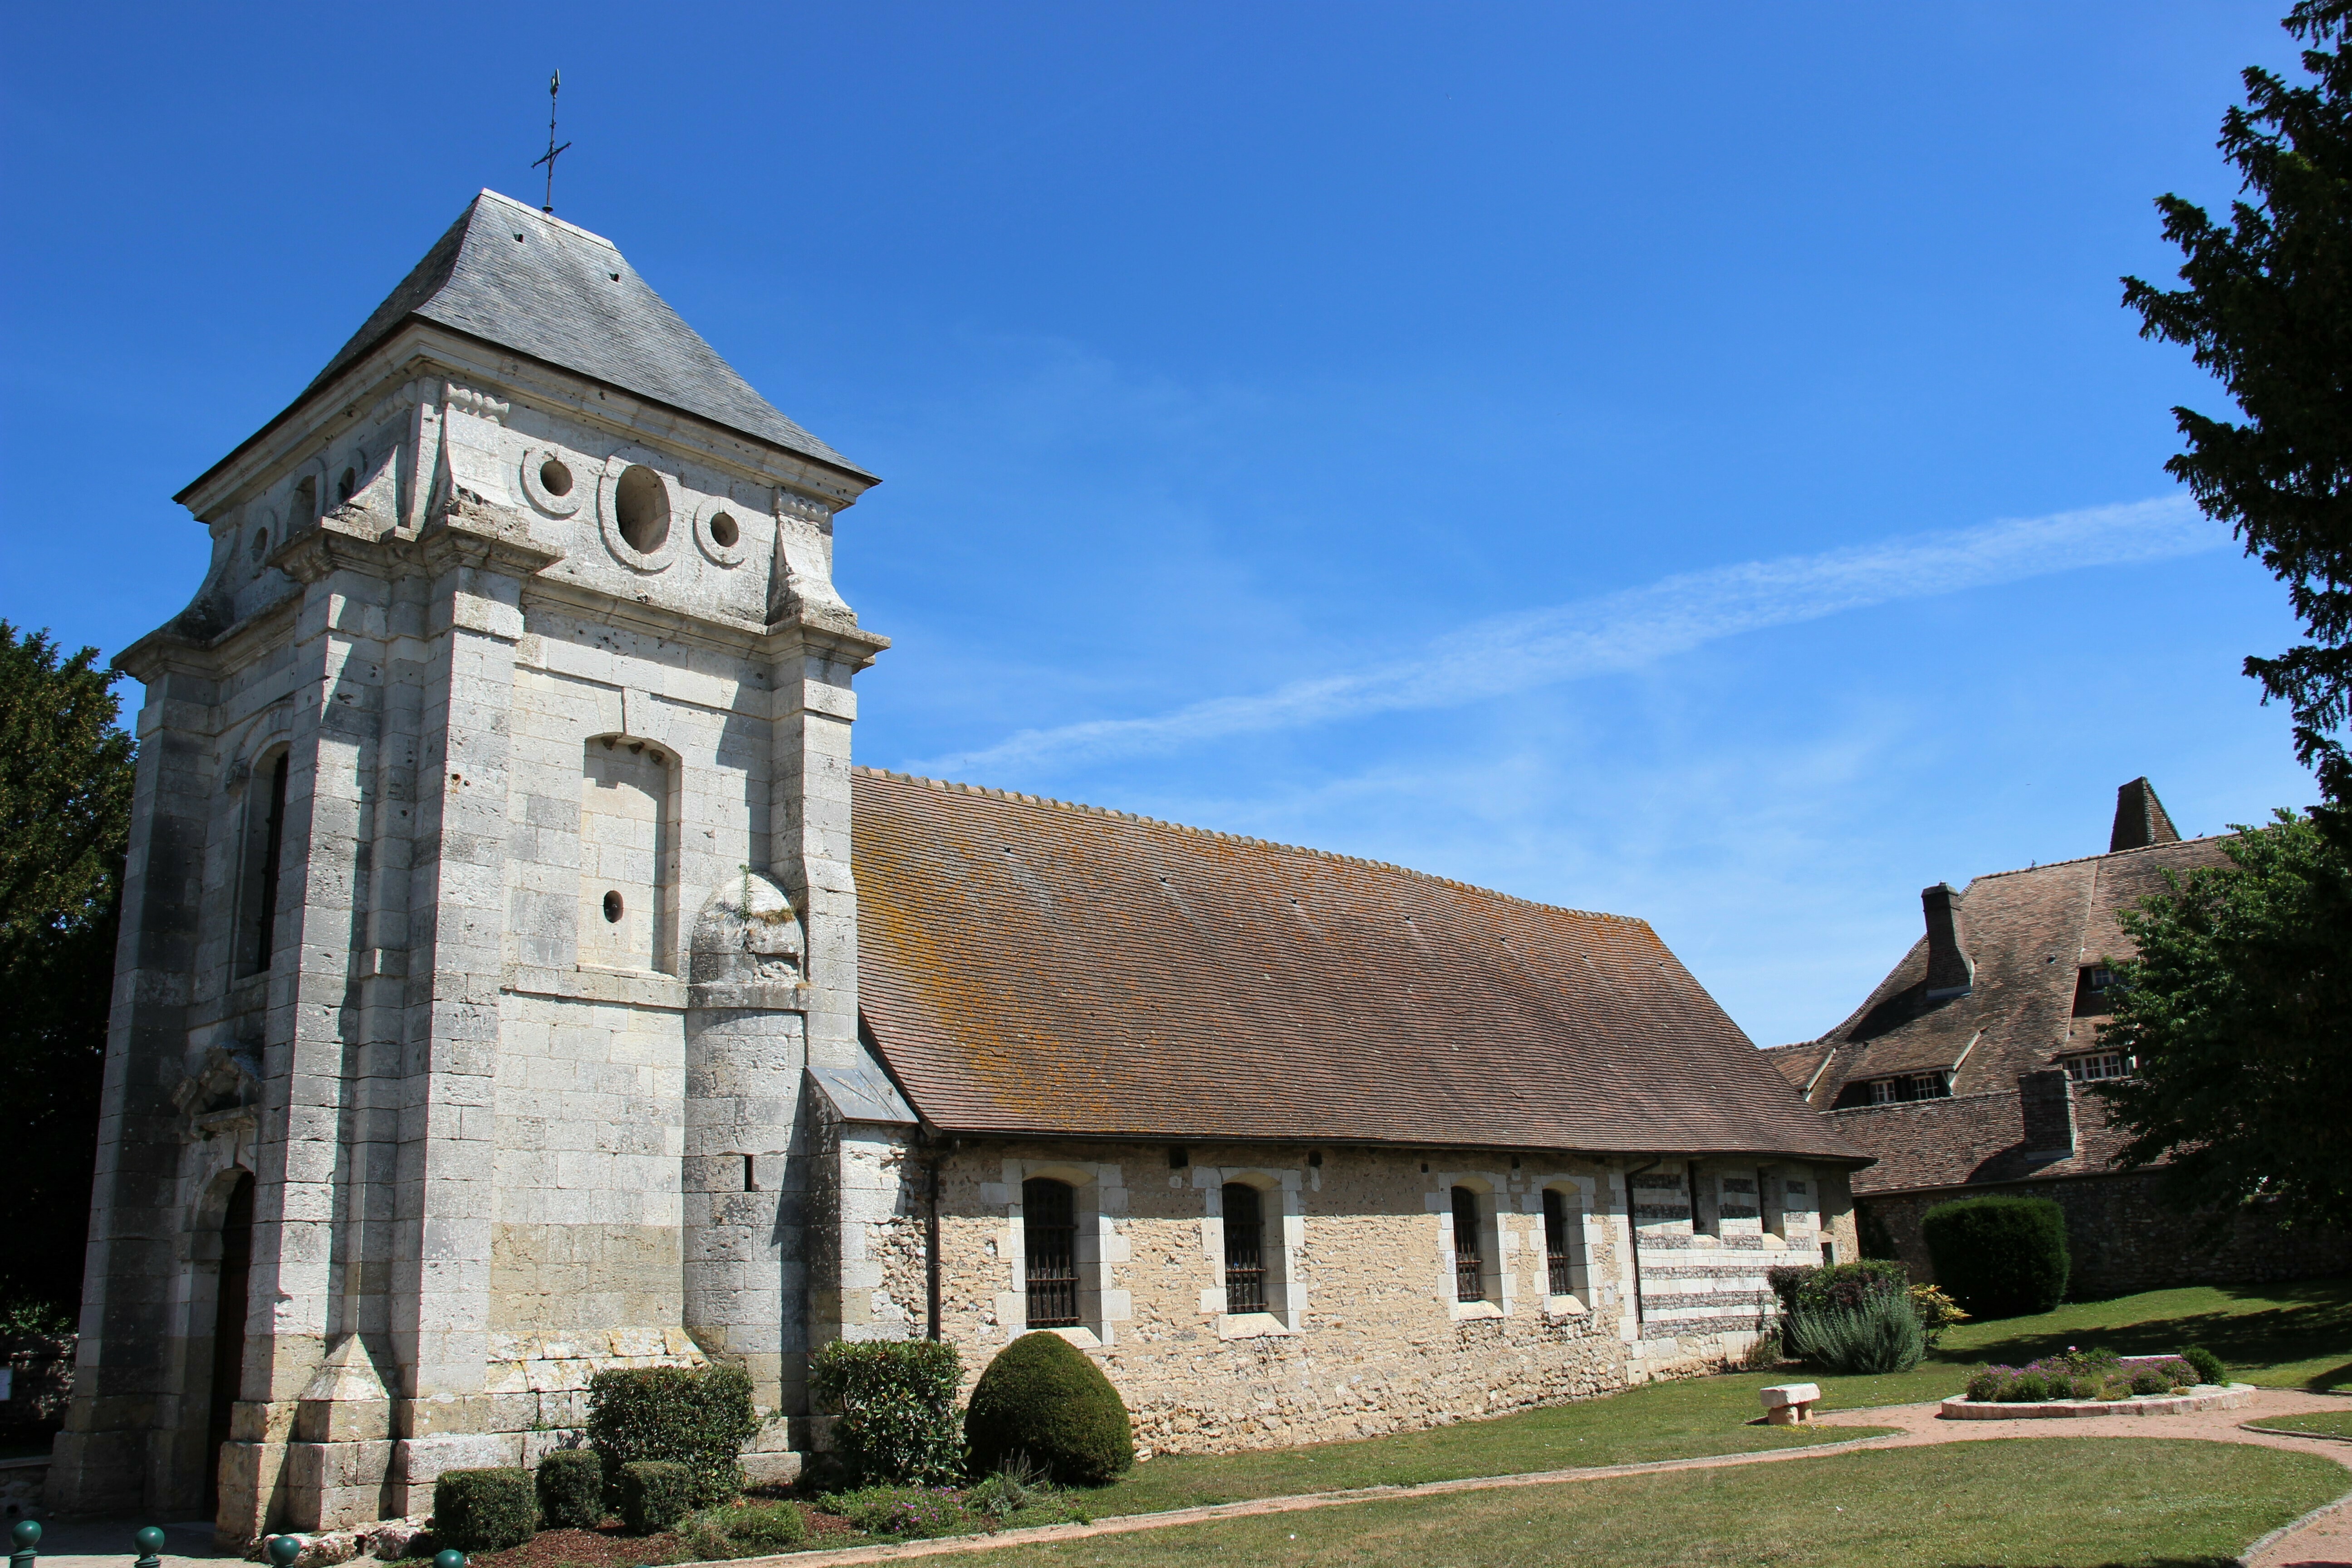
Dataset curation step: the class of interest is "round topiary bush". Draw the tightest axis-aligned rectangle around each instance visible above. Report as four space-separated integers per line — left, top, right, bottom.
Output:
1919 1195 2070 1318
964 1331 1134 1485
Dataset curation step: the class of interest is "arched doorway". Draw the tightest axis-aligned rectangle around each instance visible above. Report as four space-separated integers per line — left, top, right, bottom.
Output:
203 1171 254 1518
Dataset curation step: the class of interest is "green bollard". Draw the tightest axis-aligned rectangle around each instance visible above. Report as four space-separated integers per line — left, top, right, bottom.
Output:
131 1526 165 1568
432 1551 465 1568
265 1538 302 1568
11 1519 39 1568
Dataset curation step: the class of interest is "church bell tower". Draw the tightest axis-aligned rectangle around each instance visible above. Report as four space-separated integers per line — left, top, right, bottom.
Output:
54 189 888 1538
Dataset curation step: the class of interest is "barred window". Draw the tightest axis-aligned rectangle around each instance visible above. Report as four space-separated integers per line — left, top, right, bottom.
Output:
1451 1186 1484 1303
1223 1183 1266 1314
1023 1177 1079 1328
1543 1189 1575 1296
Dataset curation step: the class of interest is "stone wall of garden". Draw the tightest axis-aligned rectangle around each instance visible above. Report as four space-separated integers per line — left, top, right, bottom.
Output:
1860 1171 2350 1299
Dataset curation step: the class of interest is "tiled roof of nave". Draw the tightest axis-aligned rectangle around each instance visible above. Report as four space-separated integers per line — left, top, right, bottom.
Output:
851 767 1867 1163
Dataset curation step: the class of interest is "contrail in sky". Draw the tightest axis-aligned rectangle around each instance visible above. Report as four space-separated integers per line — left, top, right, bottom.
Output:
916 496 2228 776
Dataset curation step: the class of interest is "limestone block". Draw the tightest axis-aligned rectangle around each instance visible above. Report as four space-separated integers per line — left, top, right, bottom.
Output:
1759 1382 1820 1425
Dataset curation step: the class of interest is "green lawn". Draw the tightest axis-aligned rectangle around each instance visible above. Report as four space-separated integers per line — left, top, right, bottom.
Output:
1093 1376 1892 1516
1079 1278 2352 1517
2248 1408 2352 1440
1934 1278 2352 1391
963 1439 2348 1568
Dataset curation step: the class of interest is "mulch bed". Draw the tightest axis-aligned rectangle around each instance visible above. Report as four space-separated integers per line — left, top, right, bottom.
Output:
451 1507 877 1568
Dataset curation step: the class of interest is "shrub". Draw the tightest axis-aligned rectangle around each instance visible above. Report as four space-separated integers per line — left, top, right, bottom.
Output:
2129 1367 2171 1396
1769 1259 1910 1318
964 1332 1135 1484
2180 1345 2228 1385
1919 1196 2069 1318
810 1338 965 1485
818 1485 972 1538
535 1449 603 1530
432 1467 537 1552
1782 1289 1924 1375
1907 1284 1970 1348
617 1460 693 1534
676 1499 810 1559
2011 1370 2049 1401
587 1364 761 1507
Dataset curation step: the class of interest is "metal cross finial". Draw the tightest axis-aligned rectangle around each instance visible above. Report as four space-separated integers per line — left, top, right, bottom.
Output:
532 69 572 215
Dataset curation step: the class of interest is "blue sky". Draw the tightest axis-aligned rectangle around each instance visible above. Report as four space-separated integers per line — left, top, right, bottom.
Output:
0 3 2319 1046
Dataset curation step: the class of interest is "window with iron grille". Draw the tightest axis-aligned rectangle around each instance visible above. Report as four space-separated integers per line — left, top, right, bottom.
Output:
1451 1186 1485 1303
1222 1183 1266 1313
1542 1189 1575 1296
1022 1177 1080 1328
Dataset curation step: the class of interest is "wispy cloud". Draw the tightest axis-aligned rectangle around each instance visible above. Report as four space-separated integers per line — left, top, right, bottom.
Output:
914 496 2227 776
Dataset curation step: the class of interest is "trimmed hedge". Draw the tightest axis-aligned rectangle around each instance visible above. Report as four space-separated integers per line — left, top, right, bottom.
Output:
618 1460 693 1534
535 1448 603 1529
1766 1259 1909 1317
587 1364 761 1507
810 1338 965 1486
964 1331 1133 1485
432 1467 537 1552
1921 1195 2070 1317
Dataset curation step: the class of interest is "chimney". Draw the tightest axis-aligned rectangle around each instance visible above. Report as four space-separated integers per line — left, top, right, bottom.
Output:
2019 1069 2077 1156
1922 882 1974 999
2109 777 2182 853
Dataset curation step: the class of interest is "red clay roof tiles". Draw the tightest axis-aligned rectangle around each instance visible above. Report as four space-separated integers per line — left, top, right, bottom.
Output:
852 767 1867 1162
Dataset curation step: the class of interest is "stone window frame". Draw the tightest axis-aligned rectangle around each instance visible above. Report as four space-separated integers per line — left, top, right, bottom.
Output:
1434 1170 1511 1320
1686 1161 1720 1239
1191 1165 1305 1340
230 742 294 980
576 731 683 978
1532 1173 1596 1316
986 1157 1131 1349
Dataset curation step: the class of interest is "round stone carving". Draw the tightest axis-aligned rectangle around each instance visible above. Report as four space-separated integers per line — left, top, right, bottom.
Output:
595 456 677 573
519 446 584 516
692 495 748 568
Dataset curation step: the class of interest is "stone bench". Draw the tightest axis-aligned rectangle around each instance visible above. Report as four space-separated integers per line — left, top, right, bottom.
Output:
1759 1382 1821 1425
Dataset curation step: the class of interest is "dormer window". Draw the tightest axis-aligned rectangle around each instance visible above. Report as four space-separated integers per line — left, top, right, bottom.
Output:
2074 965 2127 1015
1837 1071 1952 1107
2064 1050 2132 1082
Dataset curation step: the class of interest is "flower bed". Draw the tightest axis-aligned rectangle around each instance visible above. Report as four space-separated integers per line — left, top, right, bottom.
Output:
1941 1345 2252 1420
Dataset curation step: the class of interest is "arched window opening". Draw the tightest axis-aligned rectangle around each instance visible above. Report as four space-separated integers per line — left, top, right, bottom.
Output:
291 475 317 530
248 754 289 975
1543 1189 1576 1296
1450 1186 1484 1303
1023 1178 1079 1328
1223 1183 1266 1313
203 1171 255 1516
579 737 672 973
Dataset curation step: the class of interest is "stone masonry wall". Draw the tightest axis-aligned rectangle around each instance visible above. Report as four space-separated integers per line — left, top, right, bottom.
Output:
853 1142 1850 1457
1862 1171 2352 1300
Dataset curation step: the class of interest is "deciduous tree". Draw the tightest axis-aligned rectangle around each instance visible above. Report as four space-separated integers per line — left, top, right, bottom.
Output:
0 624 135 1315
2093 811 2352 1233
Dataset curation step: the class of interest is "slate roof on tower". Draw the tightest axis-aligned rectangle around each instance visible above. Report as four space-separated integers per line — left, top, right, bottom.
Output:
850 767 1868 1162
186 189 867 497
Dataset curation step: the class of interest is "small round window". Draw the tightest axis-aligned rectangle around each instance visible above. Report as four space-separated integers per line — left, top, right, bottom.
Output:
603 890 625 923
540 457 574 497
613 466 669 554
708 511 739 549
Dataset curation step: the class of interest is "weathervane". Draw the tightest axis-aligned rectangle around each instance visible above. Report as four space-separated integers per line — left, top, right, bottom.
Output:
532 69 571 214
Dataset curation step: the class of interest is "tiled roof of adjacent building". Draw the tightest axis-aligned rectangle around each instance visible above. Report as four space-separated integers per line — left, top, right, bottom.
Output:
185 189 867 498
1762 785 2233 1195
1775 834 2234 1116
852 767 1868 1162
